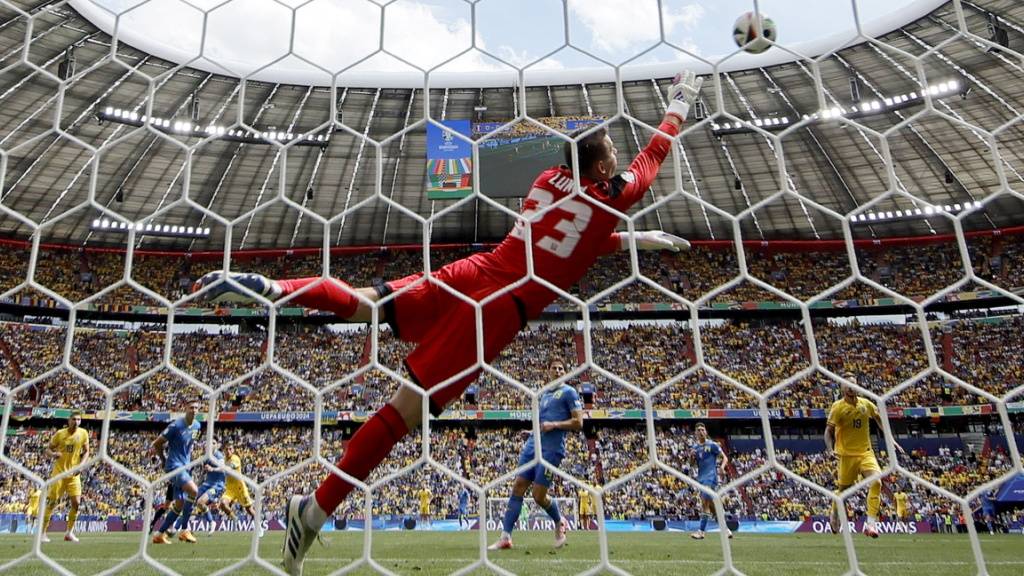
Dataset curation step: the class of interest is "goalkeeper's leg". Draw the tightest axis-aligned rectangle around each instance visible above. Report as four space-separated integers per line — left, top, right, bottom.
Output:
192 272 379 321
283 386 419 575
283 277 523 575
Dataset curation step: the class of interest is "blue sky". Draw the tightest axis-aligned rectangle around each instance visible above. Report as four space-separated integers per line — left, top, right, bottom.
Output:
82 0 924 79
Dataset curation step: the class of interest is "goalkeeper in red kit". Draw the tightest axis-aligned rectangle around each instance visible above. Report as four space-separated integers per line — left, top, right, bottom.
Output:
193 70 703 575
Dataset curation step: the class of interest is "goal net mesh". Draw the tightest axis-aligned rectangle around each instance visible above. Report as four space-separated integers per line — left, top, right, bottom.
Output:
0 0 1021 575
486 497 578 532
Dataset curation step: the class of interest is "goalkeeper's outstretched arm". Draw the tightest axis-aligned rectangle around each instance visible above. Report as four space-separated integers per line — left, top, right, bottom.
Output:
615 70 703 207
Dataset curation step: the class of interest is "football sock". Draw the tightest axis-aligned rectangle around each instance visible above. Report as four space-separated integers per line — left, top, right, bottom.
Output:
502 495 524 534
986 521 994 533
699 513 709 532
42 505 53 532
202 509 214 524
178 497 196 531
66 507 78 534
543 500 561 524
277 277 360 318
159 509 180 534
314 404 409 517
867 482 881 520
150 507 166 531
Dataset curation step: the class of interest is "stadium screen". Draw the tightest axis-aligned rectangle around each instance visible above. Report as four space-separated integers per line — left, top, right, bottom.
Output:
426 117 604 200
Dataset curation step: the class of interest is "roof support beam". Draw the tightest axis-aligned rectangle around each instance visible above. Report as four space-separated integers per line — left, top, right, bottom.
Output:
381 88 416 245
799 58 935 235
960 1 1024 39
240 85 314 248
0 33 99 147
187 83 280 249
0 16 69 66
287 88 349 249
759 68 865 222
14 55 152 225
79 72 214 245
580 83 593 117
334 87 380 245
724 72 820 239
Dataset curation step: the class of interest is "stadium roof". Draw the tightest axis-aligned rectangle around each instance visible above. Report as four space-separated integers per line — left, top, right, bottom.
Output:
0 0 1022 251
70 0 942 88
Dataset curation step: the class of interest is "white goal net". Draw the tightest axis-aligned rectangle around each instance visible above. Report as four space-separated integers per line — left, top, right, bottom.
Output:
486 497 578 533
0 0 1022 575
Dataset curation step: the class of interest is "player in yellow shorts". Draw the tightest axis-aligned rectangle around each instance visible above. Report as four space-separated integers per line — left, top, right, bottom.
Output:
416 487 432 528
218 445 264 537
25 483 41 531
825 376 903 538
894 490 909 521
42 411 90 543
578 488 593 531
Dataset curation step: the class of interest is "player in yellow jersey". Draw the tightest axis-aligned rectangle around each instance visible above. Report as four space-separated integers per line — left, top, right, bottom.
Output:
578 488 593 531
825 376 904 538
25 482 41 532
894 490 909 521
416 487 432 528
218 445 264 537
42 412 90 543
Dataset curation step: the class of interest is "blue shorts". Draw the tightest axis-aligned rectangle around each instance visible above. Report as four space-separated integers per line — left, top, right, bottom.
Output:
168 470 193 501
517 443 565 488
458 505 468 516
698 478 718 501
198 480 225 502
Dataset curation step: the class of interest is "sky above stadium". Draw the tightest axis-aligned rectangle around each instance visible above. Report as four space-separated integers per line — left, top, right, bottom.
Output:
77 0 927 81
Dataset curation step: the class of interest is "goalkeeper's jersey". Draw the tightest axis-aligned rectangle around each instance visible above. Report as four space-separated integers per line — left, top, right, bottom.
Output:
477 120 679 318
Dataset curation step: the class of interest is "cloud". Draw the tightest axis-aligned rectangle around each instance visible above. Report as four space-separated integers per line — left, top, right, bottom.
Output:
84 0 704 81
567 0 705 55
92 0 515 77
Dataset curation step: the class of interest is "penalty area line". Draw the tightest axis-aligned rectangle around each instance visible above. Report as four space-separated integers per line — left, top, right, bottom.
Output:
39 558 1024 566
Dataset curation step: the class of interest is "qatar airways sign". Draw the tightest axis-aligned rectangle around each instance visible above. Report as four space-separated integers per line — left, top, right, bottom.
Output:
797 519 932 534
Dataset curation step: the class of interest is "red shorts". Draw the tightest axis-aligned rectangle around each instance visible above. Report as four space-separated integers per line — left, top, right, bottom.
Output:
382 257 526 415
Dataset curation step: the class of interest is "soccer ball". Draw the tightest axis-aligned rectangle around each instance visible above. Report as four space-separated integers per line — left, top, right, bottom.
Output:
733 11 777 54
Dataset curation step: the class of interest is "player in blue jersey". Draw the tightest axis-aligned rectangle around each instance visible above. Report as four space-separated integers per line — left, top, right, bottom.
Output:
150 400 203 544
690 423 731 540
457 486 471 529
189 439 227 537
980 490 997 534
489 359 583 551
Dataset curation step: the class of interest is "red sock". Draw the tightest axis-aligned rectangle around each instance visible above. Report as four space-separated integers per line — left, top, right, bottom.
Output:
277 277 360 318
314 403 409 513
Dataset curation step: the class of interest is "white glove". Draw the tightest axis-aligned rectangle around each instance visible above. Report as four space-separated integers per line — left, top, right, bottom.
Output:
622 231 691 252
666 70 704 121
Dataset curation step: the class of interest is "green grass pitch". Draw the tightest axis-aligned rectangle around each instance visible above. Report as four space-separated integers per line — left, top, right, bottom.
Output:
1 531 1021 575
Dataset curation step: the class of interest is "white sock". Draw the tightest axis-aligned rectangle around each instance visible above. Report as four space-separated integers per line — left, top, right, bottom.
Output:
867 516 877 526
301 496 328 529
502 531 512 540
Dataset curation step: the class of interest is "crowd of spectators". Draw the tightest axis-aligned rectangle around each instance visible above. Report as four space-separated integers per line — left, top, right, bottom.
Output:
3 311 1021 413
2 234 1021 311
944 315 1024 397
701 321 809 393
